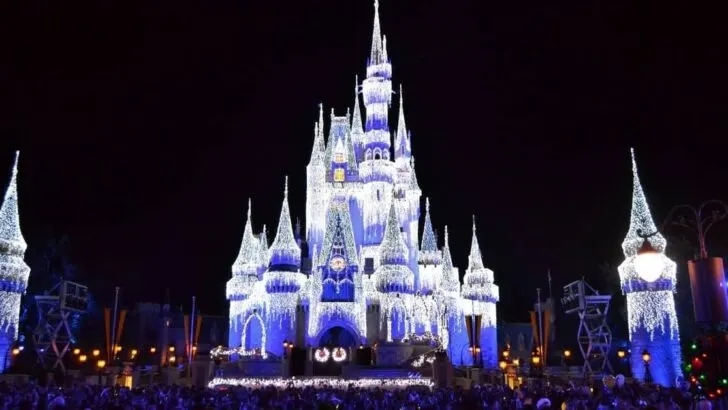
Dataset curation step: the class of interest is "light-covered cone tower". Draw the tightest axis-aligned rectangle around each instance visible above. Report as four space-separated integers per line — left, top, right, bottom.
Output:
263 177 305 356
461 217 499 368
617 149 681 386
373 196 414 342
0 152 30 372
436 226 468 364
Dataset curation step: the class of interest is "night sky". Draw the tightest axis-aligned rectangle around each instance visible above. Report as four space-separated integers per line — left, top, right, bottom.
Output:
1 0 726 321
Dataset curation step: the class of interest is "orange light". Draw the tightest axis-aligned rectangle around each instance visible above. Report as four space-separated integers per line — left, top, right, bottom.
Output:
131 349 138 356
499 360 507 370
168 346 175 352
92 349 100 357
115 346 122 352
96 360 106 369
617 350 626 359
169 356 176 363
564 349 571 358
11 348 20 356
192 345 197 351
531 355 541 365
150 347 157 354
79 354 88 363
502 350 510 358
642 351 651 363
73 348 81 355
359 345 363 350
513 359 520 366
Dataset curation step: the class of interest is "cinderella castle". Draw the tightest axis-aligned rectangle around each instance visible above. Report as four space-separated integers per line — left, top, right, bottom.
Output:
226 0 500 367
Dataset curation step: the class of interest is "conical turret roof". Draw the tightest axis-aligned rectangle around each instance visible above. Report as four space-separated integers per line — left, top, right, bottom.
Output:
231 199 259 276
419 198 441 265
462 216 498 302
308 104 326 166
268 176 301 269
379 197 408 265
369 0 385 66
0 151 26 253
439 226 460 293
621 148 666 256
395 85 409 159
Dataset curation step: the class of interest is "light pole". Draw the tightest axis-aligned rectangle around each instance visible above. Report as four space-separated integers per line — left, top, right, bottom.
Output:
642 350 652 384
662 200 728 259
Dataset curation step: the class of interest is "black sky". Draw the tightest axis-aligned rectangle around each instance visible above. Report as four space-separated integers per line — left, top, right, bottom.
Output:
0 0 727 321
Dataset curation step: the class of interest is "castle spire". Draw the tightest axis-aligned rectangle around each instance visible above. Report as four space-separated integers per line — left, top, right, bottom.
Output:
440 225 459 293
0 151 26 249
395 84 409 160
351 76 364 135
231 198 258 275
621 148 666 256
308 104 326 166
419 198 441 266
379 195 408 265
369 0 385 66
467 215 485 271
268 176 301 268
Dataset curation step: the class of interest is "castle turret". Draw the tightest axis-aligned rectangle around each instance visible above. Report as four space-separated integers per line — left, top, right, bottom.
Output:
461 217 499 368
306 104 328 260
373 196 414 341
394 85 411 162
417 198 441 295
0 152 30 372
227 199 262 347
351 76 365 163
326 111 357 183
617 148 681 386
263 177 304 355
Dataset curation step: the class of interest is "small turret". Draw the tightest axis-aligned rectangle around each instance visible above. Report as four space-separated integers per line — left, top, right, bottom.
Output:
418 198 441 265
308 104 326 166
439 226 460 293
227 199 260 300
351 76 364 162
394 85 410 161
461 216 498 303
267 177 301 271
373 196 414 293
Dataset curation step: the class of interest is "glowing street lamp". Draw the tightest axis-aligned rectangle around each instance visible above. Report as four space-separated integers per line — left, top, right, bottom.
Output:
92 349 100 357
11 348 20 356
150 347 157 354
563 349 572 358
499 360 507 370
642 350 651 363
96 360 106 369
79 354 88 363
617 349 627 359
73 348 81 355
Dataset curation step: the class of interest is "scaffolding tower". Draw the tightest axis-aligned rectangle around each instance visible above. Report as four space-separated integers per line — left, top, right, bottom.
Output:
560 279 613 377
32 280 88 373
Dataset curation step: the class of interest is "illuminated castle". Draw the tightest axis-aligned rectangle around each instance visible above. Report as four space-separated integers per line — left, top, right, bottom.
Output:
0 152 30 372
225 0 499 367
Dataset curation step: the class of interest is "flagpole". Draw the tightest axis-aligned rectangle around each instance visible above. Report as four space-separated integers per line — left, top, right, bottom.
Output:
189 296 196 378
110 286 120 361
536 288 544 366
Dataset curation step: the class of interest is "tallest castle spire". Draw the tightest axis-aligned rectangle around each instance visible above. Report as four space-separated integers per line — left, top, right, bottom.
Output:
369 0 385 66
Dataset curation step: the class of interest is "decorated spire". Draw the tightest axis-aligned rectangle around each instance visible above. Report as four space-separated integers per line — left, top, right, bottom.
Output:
409 155 420 192
419 198 441 267
621 148 666 256
0 151 26 251
379 196 408 265
395 84 409 159
268 176 301 269
369 0 385 66
467 215 485 271
257 224 269 267
351 76 364 135
231 198 259 275
308 105 326 166
440 226 459 292
382 35 389 63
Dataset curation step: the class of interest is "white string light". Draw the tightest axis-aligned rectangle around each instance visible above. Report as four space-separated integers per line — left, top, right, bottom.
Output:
332 347 347 362
208 377 434 390
314 347 330 363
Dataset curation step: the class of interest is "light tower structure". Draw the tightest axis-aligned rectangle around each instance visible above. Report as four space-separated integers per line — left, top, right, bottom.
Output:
360 0 395 266
263 177 305 357
560 279 613 376
617 148 681 386
461 218 499 368
305 105 328 260
435 226 468 364
0 152 30 372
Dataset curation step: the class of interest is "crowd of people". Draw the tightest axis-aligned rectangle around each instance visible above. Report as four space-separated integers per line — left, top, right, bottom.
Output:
0 377 717 409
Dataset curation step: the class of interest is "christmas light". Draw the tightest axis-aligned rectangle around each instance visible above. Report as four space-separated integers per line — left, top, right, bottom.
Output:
332 347 347 362
461 217 499 304
208 377 433 390
314 347 330 363
0 152 29 341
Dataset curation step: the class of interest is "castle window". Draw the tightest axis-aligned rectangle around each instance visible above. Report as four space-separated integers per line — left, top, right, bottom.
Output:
334 168 345 182
365 149 372 161
383 150 389 160
376 190 380 201
374 148 381 160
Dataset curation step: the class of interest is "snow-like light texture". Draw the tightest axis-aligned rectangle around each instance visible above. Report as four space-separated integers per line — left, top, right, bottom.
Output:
616 148 681 387
224 2 497 366
0 152 30 372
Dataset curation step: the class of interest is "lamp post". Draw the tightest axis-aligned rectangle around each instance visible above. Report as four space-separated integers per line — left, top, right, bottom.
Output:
662 200 728 260
642 350 652 384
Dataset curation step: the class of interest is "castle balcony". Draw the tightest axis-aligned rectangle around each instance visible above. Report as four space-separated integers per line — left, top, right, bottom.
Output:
359 160 394 184
365 61 392 79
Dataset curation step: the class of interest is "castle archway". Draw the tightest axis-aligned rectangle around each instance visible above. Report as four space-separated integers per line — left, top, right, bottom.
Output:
317 325 359 347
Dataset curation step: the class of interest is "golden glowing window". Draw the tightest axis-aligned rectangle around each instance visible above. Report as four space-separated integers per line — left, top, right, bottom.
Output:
334 153 344 163
334 168 345 182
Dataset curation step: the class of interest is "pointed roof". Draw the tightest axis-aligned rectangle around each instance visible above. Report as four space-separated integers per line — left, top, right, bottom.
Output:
351 76 364 136
379 196 408 265
308 104 326 166
317 199 359 267
419 198 441 266
231 199 259 275
268 176 301 269
621 148 666 256
369 0 385 66
408 156 421 192
467 216 485 272
395 84 409 158
439 226 459 293
0 151 26 252
325 111 357 170
257 225 268 267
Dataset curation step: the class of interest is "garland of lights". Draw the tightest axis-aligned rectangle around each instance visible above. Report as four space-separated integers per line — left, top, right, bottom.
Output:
240 312 267 356
208 377 433 390
332 347 347 362
314 347 330 363
210 346 265 359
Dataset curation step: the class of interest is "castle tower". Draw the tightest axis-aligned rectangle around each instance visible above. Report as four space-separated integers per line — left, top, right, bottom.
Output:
437 226 468 364
306 198 366 346
617 149 681 386
256 225 268 280
0 152 30 372
263 177 305 356
360 0 396 263
306 105 328 261
461 217 499 369
373 196 415 342
417 198 440 295
350 76 365 163
226 199 264 349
